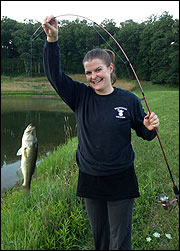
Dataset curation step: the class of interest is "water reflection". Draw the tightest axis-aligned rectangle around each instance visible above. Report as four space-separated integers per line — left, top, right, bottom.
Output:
1 110 76 167
1 96 76 193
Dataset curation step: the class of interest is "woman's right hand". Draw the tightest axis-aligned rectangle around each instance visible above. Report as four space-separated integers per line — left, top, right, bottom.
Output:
42 15 58 42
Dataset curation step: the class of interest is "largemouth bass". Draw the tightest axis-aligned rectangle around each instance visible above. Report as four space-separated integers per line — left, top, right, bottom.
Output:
16 124 38 197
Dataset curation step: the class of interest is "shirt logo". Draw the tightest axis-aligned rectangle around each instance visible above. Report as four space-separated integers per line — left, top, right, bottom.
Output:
114 107 127 119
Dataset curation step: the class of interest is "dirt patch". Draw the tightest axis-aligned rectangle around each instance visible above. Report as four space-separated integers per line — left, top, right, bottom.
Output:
114 79 136 91
30 95 58 99
1 75 136 94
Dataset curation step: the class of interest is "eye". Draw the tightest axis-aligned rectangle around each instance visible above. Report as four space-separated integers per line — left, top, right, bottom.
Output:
85 71 91 76
96 68 102 73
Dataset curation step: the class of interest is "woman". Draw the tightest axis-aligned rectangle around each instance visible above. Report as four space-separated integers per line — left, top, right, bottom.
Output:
42 15 159 250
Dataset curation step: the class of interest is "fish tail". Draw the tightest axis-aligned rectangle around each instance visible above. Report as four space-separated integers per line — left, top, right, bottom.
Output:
19 185 30 198
25 189 30 198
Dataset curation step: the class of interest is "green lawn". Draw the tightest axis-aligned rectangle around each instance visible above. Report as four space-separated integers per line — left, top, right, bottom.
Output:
131 82 179 250
1 81 179 250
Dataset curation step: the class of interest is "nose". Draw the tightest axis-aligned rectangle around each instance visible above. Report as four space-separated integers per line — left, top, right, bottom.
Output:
91 71 97 80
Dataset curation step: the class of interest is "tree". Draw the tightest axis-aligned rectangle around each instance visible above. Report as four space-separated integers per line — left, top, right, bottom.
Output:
137 21 153 80
59 19 100 73
149 12 179 85
1 16 18 58
1 14 179 85
110 20 143 78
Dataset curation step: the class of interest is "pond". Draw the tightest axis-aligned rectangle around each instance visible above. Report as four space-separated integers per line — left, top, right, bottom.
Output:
1 96 77 193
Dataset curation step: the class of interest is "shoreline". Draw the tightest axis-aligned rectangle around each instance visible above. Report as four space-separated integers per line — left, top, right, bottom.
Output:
1 75 137 96
1 92 58 97
1 137 78 198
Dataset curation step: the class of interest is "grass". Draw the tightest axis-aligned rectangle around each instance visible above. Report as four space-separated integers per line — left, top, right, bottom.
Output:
1 75 56 96
131 82 179 250
1 138 92 250
1 74 136 96
1 76 179 250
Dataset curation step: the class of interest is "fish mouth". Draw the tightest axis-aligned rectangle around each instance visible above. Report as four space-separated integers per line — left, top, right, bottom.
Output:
25 124 36 133
28 124 35 129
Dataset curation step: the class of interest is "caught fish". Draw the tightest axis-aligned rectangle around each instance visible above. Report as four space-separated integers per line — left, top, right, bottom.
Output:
16 124 38 197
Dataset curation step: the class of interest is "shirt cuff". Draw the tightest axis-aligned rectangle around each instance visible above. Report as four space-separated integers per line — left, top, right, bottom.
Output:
142 123 157 140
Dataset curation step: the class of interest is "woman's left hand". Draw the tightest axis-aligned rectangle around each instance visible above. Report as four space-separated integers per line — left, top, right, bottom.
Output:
143 112 160 130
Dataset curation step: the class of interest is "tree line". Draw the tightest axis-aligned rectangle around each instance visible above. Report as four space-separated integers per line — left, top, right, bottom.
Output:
1 12 179 85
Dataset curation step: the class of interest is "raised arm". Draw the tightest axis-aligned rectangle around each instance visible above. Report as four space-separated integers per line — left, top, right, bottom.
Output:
42 15 87 112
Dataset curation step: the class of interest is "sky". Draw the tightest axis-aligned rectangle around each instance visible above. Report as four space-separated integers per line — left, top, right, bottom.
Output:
1 1 179 25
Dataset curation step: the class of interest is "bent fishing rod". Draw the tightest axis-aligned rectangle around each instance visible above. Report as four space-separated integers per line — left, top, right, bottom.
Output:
32 14 179 208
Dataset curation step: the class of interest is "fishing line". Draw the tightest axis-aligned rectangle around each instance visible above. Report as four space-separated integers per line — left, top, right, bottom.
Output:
92 25 126 64
31 29 44 41
30 26 45 76
31 24 43 40
31 14 132 77
92 25 132 79
30 38 33 76
31 14 179 205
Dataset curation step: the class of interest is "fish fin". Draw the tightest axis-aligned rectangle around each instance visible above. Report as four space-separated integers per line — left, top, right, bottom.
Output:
17 148 22 156
16 168 24 179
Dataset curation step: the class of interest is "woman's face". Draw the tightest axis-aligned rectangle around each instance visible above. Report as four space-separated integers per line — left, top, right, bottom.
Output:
84 58 114 95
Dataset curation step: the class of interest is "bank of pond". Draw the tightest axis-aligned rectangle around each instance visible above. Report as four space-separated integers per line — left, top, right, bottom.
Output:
1 137 94 250
1 95 77 193
1 83 179 250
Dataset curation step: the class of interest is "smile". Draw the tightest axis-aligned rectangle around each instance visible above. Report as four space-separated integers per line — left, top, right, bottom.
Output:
92 78 103 84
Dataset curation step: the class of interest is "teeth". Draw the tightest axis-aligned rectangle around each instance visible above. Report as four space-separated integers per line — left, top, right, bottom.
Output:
93 79 102 84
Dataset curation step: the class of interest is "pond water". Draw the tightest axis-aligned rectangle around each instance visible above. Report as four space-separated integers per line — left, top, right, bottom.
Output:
1 96 76 193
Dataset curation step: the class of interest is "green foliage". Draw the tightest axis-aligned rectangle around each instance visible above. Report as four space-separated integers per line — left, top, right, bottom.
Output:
114 20 145 78
1 12 179 84
58 19 96 73
137 12 179 85
1 16 19 58
149 13 179 85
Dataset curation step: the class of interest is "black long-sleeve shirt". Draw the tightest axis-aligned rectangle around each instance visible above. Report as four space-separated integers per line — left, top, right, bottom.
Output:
43 40 157 177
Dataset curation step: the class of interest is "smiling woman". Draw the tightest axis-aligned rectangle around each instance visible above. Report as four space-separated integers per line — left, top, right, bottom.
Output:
42 15 161 250
84 59 113 95
83 48 116 95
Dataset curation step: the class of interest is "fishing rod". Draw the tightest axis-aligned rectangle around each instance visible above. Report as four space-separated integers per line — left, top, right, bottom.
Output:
31 14 179 208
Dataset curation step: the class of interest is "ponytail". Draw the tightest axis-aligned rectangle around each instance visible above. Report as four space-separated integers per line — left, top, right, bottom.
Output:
104 49 116 85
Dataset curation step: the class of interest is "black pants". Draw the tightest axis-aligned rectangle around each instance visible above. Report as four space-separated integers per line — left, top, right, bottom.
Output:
85 198 134 250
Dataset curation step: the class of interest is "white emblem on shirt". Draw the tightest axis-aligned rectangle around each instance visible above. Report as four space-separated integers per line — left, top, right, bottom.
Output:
114 107 127 119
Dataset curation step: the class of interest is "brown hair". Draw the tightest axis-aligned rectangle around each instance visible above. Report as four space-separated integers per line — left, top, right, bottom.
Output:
83 48 116 85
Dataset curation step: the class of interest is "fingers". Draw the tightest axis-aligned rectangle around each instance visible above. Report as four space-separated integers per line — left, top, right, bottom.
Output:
42 15 58 42
42 15 57 31
46 15 55 23
42 15 56 26
147 112 160 128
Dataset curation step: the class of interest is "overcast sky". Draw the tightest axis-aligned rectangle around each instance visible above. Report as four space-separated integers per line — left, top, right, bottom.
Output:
1 1 179 25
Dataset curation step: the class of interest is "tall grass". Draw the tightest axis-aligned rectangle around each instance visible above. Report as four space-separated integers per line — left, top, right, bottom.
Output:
1 81 179 250
1 138 92 250
131 82 179 250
